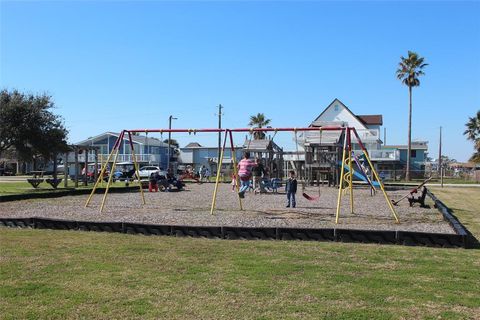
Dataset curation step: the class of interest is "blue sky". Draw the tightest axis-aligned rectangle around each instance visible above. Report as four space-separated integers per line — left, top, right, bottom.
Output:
1 1 479 161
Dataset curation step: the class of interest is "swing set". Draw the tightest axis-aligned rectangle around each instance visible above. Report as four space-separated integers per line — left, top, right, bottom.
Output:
85 126 400 224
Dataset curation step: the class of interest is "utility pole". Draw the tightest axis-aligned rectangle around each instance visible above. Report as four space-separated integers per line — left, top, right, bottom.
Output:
217 104 223 169
384 127 387 146
439 126 443 187
167 115 177 172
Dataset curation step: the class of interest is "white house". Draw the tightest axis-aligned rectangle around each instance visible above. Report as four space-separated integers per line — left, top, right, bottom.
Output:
301 98 428 181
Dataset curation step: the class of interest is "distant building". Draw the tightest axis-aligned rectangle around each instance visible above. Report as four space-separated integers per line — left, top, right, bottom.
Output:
309 98 383 151
178 142 243 175
74 132 170 167
380 141 428 179
300 98 428 181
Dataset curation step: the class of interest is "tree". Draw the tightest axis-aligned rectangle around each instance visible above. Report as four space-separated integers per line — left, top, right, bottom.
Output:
463 110 480 163
163 139 179 148
0 89 69 165
396 51 428 181
248 113 271 139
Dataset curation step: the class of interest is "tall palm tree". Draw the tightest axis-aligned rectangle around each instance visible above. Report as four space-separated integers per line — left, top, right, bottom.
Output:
396 51 428 181
464 111 480 162
248 113 271 139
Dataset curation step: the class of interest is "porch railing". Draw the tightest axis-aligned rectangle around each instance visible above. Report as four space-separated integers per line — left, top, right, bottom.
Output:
68 153 162 164
352 149 400 161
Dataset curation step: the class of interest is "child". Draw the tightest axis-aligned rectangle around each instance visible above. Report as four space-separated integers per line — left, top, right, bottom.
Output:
149 171 159 192
231 173 237 192
285 170 297 208
237 152 256 198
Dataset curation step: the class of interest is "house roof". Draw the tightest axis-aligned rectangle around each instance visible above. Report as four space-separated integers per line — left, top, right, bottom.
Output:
384 144 428 150
243 139 282 152
243 139 271 151
180 143 243 150
357 115 383 126
311 99 353 125
184 142 203 148
76 132 169 147
303 130 343 145
311 98 383 128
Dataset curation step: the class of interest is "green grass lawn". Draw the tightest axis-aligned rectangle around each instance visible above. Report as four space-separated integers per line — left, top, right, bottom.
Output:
0 180 137 195
388 178 479 185
1 188 479 319
429 187 480 238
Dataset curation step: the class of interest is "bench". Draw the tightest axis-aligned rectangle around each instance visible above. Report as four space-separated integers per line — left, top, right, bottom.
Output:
408 186 429 208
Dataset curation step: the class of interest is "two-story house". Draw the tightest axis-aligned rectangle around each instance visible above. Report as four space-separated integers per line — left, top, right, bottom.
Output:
302 98 428 181
75 132 170 168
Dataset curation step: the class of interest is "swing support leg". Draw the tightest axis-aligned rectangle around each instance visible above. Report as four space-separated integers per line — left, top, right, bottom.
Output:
127 131 146 205
348 128 354 214
100 130 124 213
352 128 400 223
85 132 122 207
229 130 243 210
210 129 229 215
335 129 348 224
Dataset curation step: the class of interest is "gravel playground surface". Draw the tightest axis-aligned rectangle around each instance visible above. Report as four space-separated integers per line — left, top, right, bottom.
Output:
0 183 455 234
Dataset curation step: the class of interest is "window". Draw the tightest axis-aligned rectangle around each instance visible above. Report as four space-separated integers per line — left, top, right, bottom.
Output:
125 144 141 154
334 104 339 111
410 150 417 158
94 144 108 154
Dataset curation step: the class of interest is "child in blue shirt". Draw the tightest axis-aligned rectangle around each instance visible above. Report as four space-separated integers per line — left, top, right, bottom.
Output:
285 170 297 208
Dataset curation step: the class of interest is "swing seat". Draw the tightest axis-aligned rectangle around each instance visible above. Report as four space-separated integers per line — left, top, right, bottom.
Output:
302 192 320 201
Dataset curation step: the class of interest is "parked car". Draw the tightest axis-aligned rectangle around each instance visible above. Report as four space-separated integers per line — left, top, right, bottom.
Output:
138 166 166 179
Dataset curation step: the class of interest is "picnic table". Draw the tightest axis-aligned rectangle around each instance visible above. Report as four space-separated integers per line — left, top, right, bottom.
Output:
26 171 45 188
26 171 62 189
30 171 45 178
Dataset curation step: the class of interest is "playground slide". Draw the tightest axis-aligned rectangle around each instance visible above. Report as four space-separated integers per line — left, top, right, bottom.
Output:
341 164 380 187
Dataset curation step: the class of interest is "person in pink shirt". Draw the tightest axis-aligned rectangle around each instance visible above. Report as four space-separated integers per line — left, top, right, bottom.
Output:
237 152 256 198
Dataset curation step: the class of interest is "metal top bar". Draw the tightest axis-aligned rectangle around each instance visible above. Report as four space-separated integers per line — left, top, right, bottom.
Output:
126 126 347 134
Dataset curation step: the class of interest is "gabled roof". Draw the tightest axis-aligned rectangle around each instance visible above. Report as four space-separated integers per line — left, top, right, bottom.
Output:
357 115 383 126
184 142 203 148
312 98 353 124
243 139 282 152
311 98 383 128
76 132 169 147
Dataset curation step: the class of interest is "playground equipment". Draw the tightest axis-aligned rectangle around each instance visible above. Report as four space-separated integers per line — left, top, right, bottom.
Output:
408 187 429 208
293 129 322 201
85 126 400 224
352 152 377 194
391 177 432 206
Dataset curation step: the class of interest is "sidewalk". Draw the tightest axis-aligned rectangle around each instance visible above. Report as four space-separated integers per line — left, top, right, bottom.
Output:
0 176 31 183
426 183 480 188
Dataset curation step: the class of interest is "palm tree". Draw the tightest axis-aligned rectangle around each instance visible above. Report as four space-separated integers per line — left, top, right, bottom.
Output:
248 113 271 139
464 111 480 162
396 51 428 181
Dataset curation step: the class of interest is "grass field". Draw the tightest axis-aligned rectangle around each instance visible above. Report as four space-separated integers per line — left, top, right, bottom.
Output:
429 187 480 237
1 188 479 319
0 180 135 195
